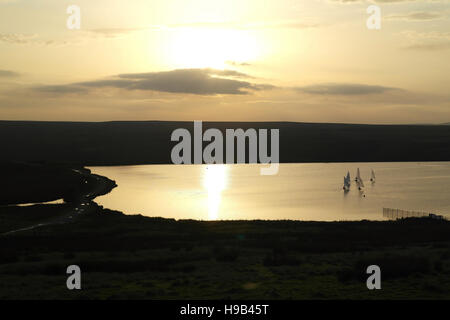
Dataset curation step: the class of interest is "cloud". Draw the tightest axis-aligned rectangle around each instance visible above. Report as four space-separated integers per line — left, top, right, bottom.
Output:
85 28 146 38
330 0 443 3
386 11 444 21
34 85 88 94
296 83 398 95
400 30 450 51
373 0 434 2
0 33 37 45
0 70 20 77
118 68 252 80
226 61 252 67
80 21 324 36
0 29 139 46
35 69 274 96
0 21 321 48
0 33 76 46
164 21 323 30
404 42 450 50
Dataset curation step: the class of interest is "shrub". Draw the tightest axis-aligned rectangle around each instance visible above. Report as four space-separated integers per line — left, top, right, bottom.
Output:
214 247 240 262
0 250 19 264
344 254 433 282
263 248 301 266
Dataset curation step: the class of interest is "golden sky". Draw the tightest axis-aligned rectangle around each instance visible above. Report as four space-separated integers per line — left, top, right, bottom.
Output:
0 0 449 123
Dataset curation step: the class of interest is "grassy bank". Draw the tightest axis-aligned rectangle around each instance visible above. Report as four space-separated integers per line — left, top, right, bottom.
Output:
1 204 449 299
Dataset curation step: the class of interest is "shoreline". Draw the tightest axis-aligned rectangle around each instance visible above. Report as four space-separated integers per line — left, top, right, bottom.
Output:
0 164 117 234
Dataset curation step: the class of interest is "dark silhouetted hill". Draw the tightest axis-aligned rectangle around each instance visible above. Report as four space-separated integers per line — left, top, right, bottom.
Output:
1 121 450 165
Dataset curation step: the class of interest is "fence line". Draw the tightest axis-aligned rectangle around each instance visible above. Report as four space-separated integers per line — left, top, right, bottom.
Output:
383 208 446 220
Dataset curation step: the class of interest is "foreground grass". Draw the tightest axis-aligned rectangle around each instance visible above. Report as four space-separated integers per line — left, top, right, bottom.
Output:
1 205 449 300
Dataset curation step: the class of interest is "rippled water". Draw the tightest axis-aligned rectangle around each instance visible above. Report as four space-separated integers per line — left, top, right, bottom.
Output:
90 162 450 221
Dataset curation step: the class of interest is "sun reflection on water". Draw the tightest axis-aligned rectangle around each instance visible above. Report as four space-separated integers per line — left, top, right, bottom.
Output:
203 164 227 220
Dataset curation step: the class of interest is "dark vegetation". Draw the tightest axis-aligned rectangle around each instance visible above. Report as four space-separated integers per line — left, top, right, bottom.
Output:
0 203 70 234
0 162 116 205
1 204 449 299
1 121 450 165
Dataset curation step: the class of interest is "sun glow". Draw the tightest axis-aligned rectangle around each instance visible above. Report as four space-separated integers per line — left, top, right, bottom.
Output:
166 28 260 69
203 164 228 220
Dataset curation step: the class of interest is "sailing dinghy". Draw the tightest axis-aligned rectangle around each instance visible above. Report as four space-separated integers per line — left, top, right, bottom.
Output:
356 168 364 190
343 175 350 191
370 169 376 182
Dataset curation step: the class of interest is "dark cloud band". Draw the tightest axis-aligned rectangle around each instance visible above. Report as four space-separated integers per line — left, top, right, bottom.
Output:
0 69 20 77
297 83 397 95
35 68 274 95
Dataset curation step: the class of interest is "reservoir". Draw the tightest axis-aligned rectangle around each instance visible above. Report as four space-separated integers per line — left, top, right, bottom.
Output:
90 162 450 221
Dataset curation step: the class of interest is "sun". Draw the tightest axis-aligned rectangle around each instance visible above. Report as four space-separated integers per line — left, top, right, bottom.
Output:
166 27 259 69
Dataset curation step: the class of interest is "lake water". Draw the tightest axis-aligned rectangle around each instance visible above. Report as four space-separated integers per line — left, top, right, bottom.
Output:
89 162 450 221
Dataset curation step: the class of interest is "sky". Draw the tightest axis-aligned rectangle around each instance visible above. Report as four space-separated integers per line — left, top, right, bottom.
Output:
0 0 449 124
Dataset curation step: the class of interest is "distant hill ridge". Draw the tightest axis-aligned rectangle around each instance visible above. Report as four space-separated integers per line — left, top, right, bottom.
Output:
1 120 450 165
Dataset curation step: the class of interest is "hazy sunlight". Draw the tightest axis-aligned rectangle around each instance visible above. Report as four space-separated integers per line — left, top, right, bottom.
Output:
203 164 228 220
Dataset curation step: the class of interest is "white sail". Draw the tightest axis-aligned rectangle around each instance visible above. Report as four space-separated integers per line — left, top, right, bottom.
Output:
371 169 376 181
358 175 365 189
355 168 364 189
346 171 351 182
343 176 350 190
355 168 361 182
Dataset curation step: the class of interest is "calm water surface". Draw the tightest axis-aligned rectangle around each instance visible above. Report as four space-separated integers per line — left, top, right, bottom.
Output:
89 162 450 221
